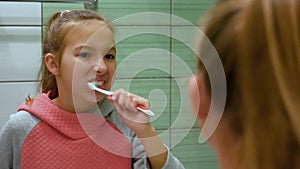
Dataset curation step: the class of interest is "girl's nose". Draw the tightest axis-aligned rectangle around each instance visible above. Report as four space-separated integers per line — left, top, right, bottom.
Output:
93 58 108 74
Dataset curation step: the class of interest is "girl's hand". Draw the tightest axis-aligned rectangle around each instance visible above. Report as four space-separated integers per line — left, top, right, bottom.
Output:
108 89 169 169
108 89 152 136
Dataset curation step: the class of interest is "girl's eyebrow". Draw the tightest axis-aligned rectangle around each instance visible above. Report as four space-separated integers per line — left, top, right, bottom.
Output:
73 45 116 54
74 45 92 51
72 45 93 55
72 45 92 55
109 46 116 52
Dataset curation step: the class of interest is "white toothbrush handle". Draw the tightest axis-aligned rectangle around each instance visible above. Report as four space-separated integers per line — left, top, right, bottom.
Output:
136 105 155 116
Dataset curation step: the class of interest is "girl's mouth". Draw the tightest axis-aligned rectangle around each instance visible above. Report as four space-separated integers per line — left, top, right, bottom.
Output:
90 81 104 88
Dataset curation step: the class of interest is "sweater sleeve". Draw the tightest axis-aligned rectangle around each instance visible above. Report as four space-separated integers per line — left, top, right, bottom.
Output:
0 118 14 169
131 138 185 169
0 111 40 169
161 145 185 169
131 134 151 169
101 102 185 169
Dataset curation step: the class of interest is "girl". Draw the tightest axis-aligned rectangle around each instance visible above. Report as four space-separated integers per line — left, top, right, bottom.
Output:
0 10 184 169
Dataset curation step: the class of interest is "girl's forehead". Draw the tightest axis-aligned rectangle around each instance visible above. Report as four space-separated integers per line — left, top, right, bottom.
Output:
64 20 115 48
66 19 113 37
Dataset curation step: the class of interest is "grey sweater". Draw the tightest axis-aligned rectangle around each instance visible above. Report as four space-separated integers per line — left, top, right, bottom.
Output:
0 96 184 169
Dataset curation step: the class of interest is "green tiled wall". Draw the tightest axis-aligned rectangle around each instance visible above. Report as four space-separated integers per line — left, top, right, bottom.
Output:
172 0 216 25
172 129 218 169
42 1 218 168
115 29 171 78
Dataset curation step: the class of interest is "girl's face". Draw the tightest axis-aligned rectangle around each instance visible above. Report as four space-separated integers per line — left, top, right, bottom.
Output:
56 19 116 110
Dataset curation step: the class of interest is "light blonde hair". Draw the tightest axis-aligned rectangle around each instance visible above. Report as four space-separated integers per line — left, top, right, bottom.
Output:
198 0 300 168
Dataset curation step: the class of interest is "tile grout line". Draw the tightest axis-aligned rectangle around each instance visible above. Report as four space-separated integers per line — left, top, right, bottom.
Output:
169 0 173 151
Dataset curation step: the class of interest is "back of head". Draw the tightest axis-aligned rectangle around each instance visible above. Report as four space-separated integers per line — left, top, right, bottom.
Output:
240 0 300 167
198 0 300 168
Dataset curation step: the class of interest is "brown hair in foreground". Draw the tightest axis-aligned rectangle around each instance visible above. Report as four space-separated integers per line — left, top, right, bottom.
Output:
197 0 300 168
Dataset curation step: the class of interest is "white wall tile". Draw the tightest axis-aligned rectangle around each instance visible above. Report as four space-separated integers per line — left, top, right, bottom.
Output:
0 26 42 81
0 2 41 25
0 82 38 129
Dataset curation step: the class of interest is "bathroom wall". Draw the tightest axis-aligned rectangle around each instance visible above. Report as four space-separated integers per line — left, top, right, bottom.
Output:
0 1 41 127
0 1 218 168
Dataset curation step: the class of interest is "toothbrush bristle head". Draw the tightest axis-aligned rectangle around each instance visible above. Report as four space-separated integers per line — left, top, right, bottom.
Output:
88 82 95 89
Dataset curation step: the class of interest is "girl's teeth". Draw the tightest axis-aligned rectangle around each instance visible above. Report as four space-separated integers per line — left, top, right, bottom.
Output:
93 81 104 87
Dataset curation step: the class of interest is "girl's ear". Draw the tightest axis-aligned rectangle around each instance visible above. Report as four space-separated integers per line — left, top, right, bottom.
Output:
189 73 210 125
44 53 59 75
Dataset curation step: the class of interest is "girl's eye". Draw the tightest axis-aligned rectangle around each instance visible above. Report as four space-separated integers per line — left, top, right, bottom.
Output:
78 52 91 58
105 54 115 60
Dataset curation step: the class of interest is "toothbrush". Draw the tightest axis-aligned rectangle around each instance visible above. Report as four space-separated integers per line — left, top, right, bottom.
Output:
88 82 155 116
